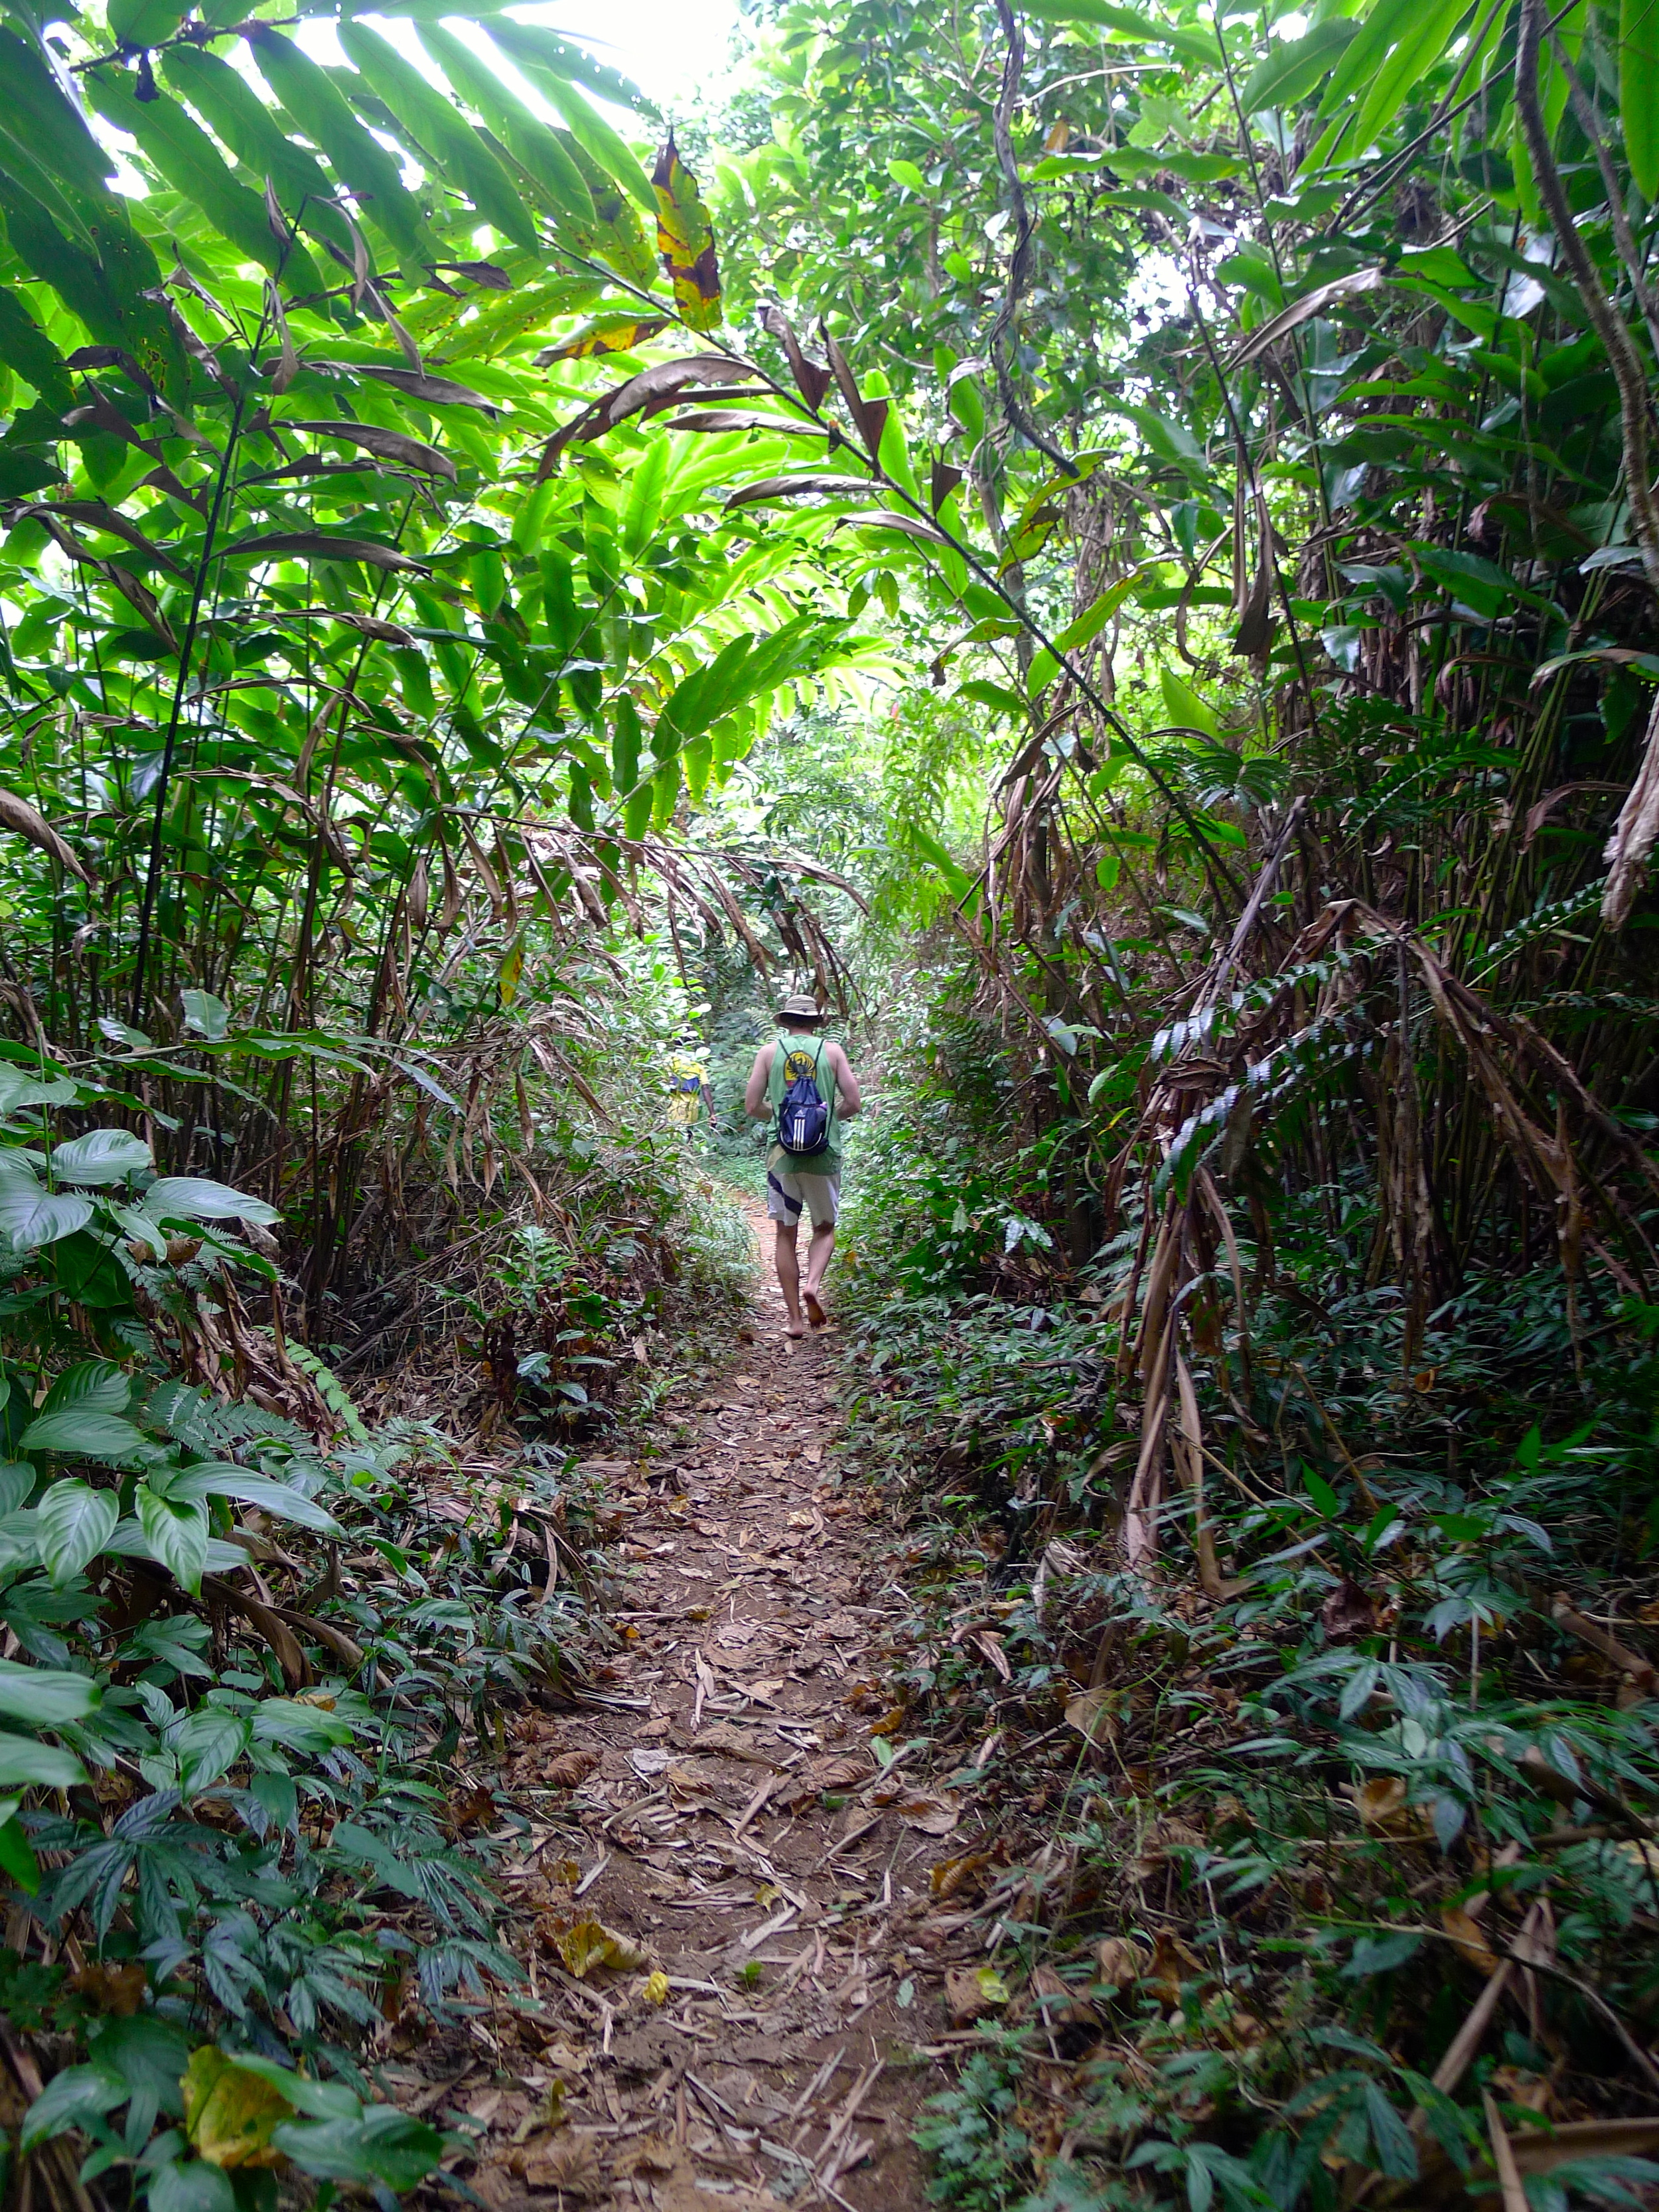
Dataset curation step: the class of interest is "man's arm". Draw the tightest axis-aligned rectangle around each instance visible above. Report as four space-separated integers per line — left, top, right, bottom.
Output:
829 1043 862 1118
743 1043 774 1118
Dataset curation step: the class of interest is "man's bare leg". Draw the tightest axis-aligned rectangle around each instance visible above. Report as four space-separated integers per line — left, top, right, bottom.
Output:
802 1222 835 1327
774 1224 806 1337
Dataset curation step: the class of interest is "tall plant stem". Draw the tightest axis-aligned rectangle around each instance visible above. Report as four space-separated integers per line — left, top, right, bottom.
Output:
129 383 251 1025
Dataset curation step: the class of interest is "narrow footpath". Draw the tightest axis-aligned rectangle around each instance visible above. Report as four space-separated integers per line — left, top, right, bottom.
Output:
409 1204 975 2212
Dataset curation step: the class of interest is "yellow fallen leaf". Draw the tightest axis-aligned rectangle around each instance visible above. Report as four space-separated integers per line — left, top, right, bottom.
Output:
553 1917 650 1978
642 1970 670 2006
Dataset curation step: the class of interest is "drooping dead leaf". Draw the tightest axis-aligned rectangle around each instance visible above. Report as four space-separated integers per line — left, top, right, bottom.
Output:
552 1917 651 1978
0 788 95 886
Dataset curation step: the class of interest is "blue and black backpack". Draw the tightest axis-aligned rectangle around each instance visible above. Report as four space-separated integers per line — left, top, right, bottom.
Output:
776 1037 831 1158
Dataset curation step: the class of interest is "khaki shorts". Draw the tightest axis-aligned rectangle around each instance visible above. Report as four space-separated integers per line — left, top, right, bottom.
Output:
766 1167 839 1229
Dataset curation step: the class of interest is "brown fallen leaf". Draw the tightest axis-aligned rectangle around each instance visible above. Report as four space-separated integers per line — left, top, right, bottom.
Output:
1064 1685 1119 1746
543 1749 601 1789
897 1793 960 1837
614 2136 678 2177
518 2136 603 2195
1147 1931 1204 2002
930 1850 996 1901
1094 1936 1149 1993
946 1964 1010 2027
68 1960 148 2017
552 1917 651 1977
1349 1775 1433 1839
1030 1964 1099 2044
1443 1903 1500 1976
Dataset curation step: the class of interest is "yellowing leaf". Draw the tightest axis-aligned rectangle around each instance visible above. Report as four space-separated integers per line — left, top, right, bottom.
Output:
542 315 672 361
182 2049 293 2170
553 1917 650 1978
642 1970 670 2006
651 133 721 331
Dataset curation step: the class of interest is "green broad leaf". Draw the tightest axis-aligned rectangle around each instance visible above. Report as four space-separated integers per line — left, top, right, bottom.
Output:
488 26 657 210
49 1129 151 1185
210 2057 354 2124
22 1406 146 1461
169 1465 340 1535
1348 0 1471 149
1624 0 1659 197
650 755 681 832
0 29 114 202
22 2063 126 2152
336 21 539 254
160 46 360 262
0 1734 86 1793
109 1203 167 1261
179 990 229 1041
172 1708 251 1795
887 157 929 190
1029 574 1139 694
0 1465 33 1515
250 1700 356 1753
142 1176 281 1226
0 1183 93 1252
1159 668 1221 740
1240 18 1358 111
468 23 654 115
273 2108 444 2191
1413 546 1537 618
1019 0 1218 66
954 679 1030 719
246 27 443 267
0 1069 80 1115
107 0 184 46
0 1658 98 1728
35 1479 119 1580
149 2164 234 2212
39 1363 132 1420
0 1812 40 1895
416 24 595 229
0 289 72 411
1303 1465 1340 1516
137 1484 209 1596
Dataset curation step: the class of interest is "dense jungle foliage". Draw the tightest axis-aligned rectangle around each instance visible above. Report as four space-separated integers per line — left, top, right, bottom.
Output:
2 0 1659 2201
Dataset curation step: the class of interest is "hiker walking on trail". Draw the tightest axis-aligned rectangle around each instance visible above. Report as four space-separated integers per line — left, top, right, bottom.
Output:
666 1035 716 1140
744 993 861 1338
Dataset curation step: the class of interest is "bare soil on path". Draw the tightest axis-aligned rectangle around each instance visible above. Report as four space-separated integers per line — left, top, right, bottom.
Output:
405 1202 958 2212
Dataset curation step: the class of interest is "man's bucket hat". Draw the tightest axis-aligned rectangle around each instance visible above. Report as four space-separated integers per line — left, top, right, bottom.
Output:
778 992 824 1021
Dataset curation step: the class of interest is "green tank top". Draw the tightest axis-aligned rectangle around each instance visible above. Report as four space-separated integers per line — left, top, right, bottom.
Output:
766 1031 841 1171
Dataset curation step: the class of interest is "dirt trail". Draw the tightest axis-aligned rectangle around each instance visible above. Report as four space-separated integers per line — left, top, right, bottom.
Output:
427 1200 954 2212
